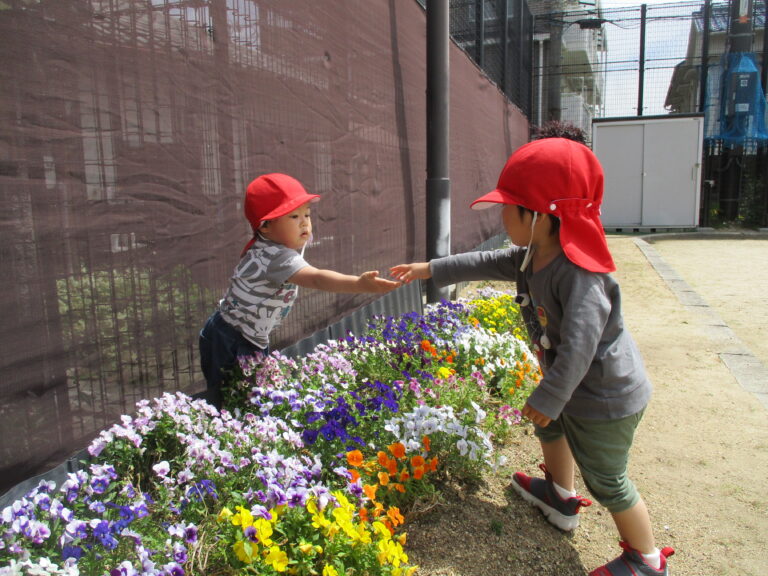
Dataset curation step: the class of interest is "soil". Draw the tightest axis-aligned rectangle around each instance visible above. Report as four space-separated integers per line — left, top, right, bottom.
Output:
404 234 768 576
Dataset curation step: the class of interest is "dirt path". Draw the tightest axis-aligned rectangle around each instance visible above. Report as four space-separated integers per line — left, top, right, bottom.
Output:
406 234 768 576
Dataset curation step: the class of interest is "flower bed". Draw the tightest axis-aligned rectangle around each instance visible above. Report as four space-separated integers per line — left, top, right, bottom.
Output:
1 290 539 576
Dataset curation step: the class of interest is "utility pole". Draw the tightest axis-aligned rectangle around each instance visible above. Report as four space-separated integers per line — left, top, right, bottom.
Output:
426 0 451 303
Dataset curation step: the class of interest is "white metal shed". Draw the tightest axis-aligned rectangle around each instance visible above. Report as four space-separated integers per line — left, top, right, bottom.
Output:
592 114 705 230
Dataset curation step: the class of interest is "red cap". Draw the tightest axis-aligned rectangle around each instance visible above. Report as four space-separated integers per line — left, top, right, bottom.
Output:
241 173 320 255
471 138 615 273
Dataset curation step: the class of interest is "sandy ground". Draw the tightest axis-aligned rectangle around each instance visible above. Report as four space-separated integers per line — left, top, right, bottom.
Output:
406 234 768 576
649 235 768 370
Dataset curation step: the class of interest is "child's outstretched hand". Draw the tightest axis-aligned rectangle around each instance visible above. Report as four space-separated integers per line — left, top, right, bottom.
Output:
358 271 401 294
389 262 431 284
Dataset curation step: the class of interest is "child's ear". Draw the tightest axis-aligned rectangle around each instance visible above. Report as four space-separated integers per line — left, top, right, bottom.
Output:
539 213 560 236
259 220 270 230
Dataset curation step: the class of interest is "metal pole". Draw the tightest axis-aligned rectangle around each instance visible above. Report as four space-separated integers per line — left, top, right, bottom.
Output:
723 0 754 222
426 0 451 303
762 0 768 94
475 0 485 67
699 0 711 113
537 36 544 126
527 11 534 122
637 4 647 116
728 0 754 53
501 0 510 96
548 21 562 120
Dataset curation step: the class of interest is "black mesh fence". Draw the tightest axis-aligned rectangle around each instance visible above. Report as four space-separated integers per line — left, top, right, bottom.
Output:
0 0 530 495
537 0 767 227
445 0 534 117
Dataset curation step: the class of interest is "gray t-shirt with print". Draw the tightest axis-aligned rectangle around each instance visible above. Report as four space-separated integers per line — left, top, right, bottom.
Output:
430 247 651 421
218 235 309 348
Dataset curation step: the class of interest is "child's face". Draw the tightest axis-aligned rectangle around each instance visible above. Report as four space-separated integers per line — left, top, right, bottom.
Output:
501 204 533 247
260 203 312 250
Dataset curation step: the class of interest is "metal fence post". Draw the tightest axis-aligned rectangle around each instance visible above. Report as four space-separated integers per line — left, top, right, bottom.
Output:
699 0 711 114
637 3 647 116
502 0 509 97
475 0 485 67
548 20 562 121
762 0 768 94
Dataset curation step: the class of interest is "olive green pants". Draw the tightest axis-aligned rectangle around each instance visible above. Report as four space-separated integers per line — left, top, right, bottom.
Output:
534 409 645 514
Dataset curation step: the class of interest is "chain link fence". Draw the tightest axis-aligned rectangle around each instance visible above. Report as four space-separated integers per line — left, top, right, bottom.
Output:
444 0 534 117
539 0 767 227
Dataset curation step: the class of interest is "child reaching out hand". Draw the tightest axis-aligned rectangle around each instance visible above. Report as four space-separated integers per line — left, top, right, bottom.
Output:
200 173 400 409
391 138 673 576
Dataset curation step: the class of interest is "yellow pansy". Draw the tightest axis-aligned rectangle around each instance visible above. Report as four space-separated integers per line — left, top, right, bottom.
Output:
436 366 453 379
265 545 289 572
371 521 391 540
233 539 257 564
232 505 254 529
270 504 286 524
254 517 274 546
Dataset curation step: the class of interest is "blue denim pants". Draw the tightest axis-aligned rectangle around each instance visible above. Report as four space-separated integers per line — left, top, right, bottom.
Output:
198 311 265 409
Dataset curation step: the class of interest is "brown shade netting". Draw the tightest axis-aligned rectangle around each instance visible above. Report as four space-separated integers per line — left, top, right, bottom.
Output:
0 0 528 495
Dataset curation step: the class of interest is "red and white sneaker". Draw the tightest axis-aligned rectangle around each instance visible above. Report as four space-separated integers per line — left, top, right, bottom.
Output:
510 464 592 531
589 541 675 575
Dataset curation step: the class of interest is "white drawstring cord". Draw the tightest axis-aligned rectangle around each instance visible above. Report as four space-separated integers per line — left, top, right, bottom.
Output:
519 211 538 272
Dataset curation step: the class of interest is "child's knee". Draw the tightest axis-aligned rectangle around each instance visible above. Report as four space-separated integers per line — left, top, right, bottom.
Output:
581 472 640 513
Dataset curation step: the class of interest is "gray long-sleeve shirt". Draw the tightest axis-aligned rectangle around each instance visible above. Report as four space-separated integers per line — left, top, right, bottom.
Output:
430 247 651 420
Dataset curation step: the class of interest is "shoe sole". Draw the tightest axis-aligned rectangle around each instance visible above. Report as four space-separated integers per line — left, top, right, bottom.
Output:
510 478 580 532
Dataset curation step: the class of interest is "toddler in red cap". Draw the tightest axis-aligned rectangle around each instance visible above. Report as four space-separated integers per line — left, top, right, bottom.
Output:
391 138 673 576
200 173 400 409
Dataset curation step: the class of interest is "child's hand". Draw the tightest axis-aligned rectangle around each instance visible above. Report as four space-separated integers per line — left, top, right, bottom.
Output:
522 401 552 428
389 262 431 284
358 271 401 294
